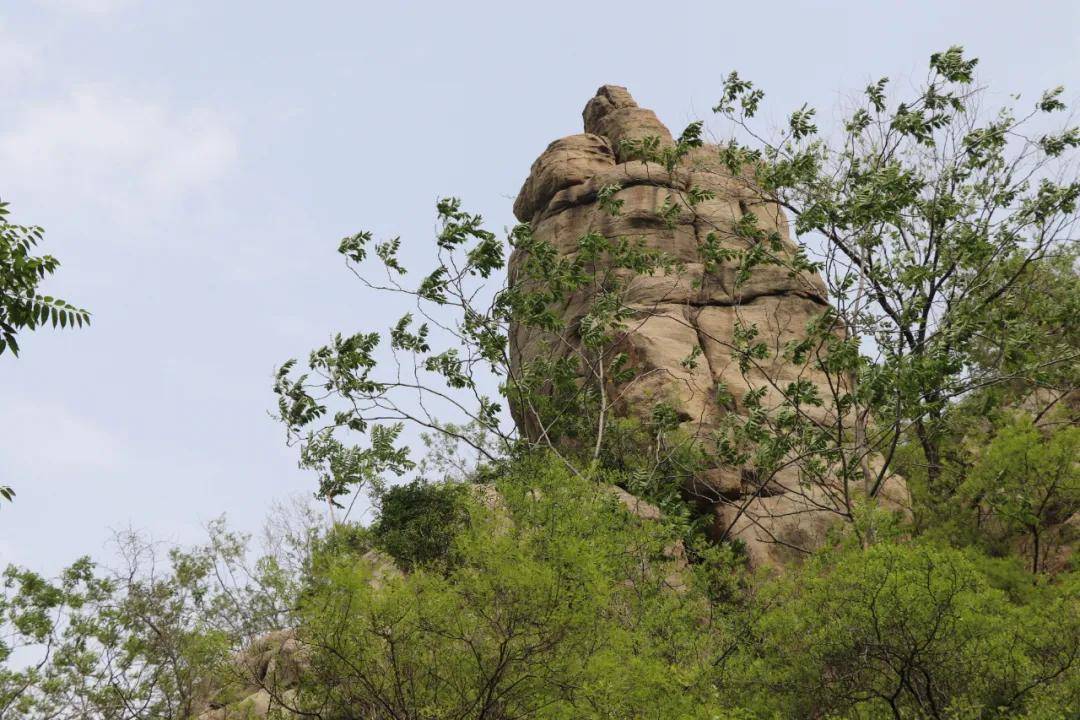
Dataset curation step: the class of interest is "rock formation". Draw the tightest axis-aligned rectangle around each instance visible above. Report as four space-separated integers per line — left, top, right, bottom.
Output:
195 629 305 720
509 85 908 567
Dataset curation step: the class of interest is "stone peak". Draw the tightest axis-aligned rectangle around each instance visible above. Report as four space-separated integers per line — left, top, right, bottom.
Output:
583 85 639 133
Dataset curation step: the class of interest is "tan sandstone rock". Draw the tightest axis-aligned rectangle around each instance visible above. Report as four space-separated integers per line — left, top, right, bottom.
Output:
509 85 910 568
195 629 304 719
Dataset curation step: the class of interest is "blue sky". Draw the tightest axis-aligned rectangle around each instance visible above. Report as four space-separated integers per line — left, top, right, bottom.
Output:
1 0 1077 573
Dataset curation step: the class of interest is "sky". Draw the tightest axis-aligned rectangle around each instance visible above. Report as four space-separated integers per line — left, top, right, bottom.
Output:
1 0 1077 574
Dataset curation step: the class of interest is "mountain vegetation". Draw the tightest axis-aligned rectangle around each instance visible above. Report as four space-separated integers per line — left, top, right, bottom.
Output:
1 48 1077 719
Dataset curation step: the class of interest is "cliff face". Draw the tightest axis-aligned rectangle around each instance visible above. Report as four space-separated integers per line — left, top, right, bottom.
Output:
509 85 908 567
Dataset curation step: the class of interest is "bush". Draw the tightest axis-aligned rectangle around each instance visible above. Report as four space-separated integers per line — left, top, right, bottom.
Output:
740 542 1079 718
370 479 470 571
295 453 742 720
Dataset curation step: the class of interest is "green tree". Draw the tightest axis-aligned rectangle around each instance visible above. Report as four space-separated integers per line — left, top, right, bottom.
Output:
743 542 1079 718
1 198 90 505
968 249 1080 408
712 46 1079 499
0 199 89 358
0 515 310 720
961 414 1079 573
292 455 742 720
370 479 469 571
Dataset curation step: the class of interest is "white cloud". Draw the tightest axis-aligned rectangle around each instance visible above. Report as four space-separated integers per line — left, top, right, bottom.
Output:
35 0 135 15
0 85 237 217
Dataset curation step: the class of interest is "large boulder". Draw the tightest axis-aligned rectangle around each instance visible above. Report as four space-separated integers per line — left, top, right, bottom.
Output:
509 85 910 568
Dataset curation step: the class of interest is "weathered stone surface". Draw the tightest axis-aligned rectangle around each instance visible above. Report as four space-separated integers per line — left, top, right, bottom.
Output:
607 483 663 521
510 85 910 568
583 85 674 162
513 134 615 223
196 629 304 719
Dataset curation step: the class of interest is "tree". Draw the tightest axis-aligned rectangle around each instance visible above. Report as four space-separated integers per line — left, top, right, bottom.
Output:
743 542 1079 718
961 414 1079 573
712 46 1079 498
291 456 739 720
369 478 469 571
0 515 310 720
1 198 90 505
0 199 89 358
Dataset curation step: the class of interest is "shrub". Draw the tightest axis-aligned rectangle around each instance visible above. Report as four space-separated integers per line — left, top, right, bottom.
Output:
294 453 741 719
741 542 1079 718
370 479 469 571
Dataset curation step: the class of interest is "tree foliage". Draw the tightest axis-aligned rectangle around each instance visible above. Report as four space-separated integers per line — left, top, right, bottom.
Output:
5 450 1074 718
713 46 1079 495
0 516 311 720
292 459 741 720
742 543 1078 718
0 199 89 358
273 48 1078 559
2 48 1079 719
0 198 90 505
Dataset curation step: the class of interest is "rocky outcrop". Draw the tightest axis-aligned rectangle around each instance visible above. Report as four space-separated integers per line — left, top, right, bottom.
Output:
193 551 400 720
195 629 304 720
509 85 909 568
